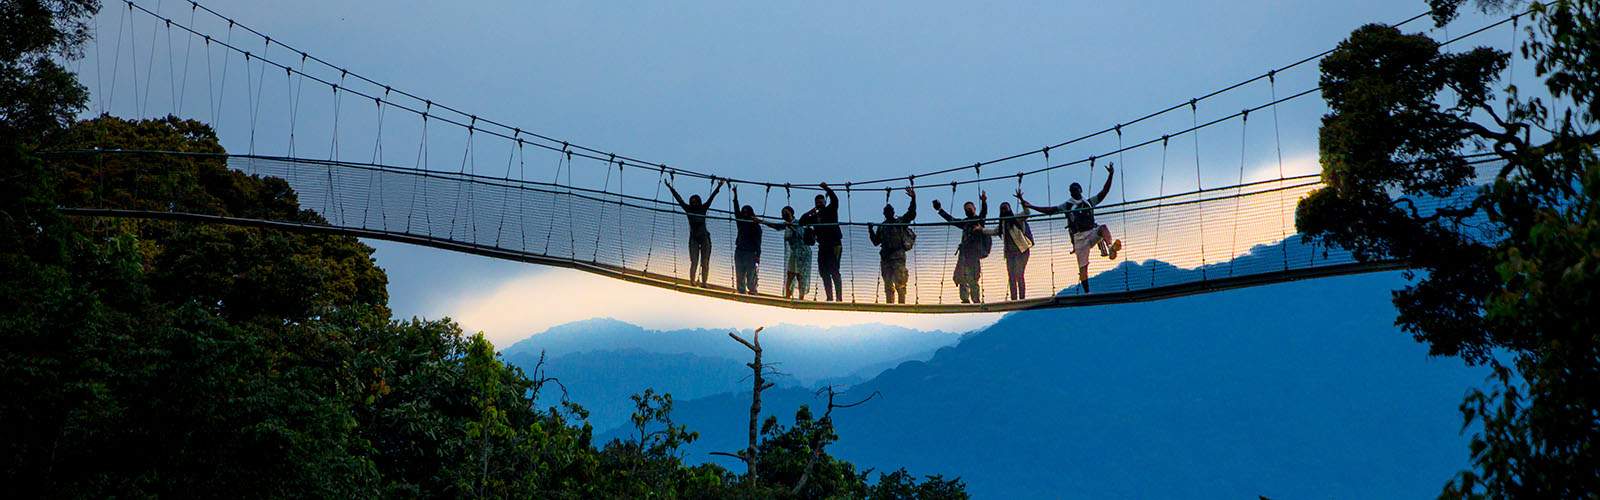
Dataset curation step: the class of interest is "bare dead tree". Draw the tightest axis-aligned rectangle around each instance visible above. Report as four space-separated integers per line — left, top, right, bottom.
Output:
524 350 571 405
710 326 772 488
792 385 880 494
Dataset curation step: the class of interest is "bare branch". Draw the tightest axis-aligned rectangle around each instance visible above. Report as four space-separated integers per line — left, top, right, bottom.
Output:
728 332 756 352
832 391 882 410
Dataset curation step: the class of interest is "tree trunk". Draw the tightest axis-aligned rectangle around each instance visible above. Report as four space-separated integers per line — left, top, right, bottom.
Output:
728 327 771 488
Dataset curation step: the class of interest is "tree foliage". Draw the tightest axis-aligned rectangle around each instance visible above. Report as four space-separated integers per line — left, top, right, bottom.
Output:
1299 0 1598 496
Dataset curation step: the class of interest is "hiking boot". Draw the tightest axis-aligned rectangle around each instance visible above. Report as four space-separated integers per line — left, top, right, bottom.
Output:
1108 239 1122 260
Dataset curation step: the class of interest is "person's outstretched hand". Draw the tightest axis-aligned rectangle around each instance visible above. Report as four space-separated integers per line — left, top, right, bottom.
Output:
931 199 943 211
979 191 987 202
904 187 914 198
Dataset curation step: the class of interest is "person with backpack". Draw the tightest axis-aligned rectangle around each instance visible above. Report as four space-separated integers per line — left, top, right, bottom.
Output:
981 201 1033 300
932 190 989 304
867 187 918 304
1017 162 1122 294
665 177 724 287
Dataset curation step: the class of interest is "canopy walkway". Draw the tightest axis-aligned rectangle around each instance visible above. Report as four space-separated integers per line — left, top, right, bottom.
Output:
55 1 1518 312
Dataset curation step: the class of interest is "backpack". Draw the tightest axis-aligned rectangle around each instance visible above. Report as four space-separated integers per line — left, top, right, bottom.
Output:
1065 199 1096 234
879 224 916 252
975 228 993 259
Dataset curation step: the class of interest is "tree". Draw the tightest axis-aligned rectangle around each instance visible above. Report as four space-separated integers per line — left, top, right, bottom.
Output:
716 326 777 487
1297 0 1598 496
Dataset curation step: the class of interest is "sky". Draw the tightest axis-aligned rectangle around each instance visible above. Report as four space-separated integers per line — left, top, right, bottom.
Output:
76 1 1524 346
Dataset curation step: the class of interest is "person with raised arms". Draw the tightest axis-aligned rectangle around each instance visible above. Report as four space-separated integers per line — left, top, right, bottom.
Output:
1017 162 1122 294
664 177 724 287
932 190 990 304
867 187 918 304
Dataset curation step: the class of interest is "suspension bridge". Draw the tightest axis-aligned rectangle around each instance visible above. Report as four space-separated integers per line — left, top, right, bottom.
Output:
53 1 1519 312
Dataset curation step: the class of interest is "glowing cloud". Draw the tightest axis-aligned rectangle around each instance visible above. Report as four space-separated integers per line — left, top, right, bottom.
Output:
444 267 1001 347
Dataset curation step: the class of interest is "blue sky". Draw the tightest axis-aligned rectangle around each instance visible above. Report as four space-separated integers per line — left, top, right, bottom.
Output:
78 1 1520 345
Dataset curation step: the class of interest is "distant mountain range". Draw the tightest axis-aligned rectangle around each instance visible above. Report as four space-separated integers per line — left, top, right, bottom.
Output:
501 320 963 430
504 238 1487 497
621 270 1486 498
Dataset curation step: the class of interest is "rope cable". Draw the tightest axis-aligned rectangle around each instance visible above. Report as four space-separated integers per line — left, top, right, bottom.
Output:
129 2 143 117
108 3 127 113
1229 109 1249 277
517 140 529 251
164 6 177 113
1044 147 1056 292
1191 101 1208 281
495 131 517 247
1151 136 1169 287
564 149 577 260
213 21 232 133
940 183 955 304
1116 127 1129 291
156 0 1436 190
138 0 162 117
1270 72 1288 271
176 3 195 115
327 78 345 225
845 184 856 303
592 156 613 262
93 12 105 114
616 161 627 267
644 166 665 272
447 123 471 240
368 97 387 230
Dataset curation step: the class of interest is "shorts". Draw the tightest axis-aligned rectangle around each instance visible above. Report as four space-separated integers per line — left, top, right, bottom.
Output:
881 256 908 286
1071 226 1105 269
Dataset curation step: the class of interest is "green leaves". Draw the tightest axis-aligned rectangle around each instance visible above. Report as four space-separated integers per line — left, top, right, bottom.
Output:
1303 1 1600 496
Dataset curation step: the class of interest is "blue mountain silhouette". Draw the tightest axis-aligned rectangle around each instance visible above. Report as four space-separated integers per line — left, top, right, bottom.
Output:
594 239 1484 498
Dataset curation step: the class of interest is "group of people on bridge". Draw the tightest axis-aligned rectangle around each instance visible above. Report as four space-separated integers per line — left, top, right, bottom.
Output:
664 163 1122 304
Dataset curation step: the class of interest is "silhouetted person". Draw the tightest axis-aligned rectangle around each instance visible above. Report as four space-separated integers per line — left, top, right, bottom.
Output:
867 187 917 304
1017 162 1121 293
800 183 843 301
933 191 989 304
665 177 724 287
730 185 763 295
770 206 813 299
981 202 1033 300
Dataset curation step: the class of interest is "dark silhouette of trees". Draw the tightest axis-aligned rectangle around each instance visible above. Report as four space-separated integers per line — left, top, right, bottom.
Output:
1299 0 1598 495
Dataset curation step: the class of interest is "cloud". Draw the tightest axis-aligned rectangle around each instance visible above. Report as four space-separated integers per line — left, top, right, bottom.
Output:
443 267 1001 347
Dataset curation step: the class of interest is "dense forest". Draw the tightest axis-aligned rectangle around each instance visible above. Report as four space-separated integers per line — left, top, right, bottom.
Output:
0 1 964 497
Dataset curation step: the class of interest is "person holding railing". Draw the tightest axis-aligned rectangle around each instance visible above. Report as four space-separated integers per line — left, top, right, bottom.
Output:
1017 162 1121 294
665 177 724 287
867 187 918 304
981 201 1034 300
932 190 989 304
730 185 764 295
799 183 843 301
769 205 814 299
